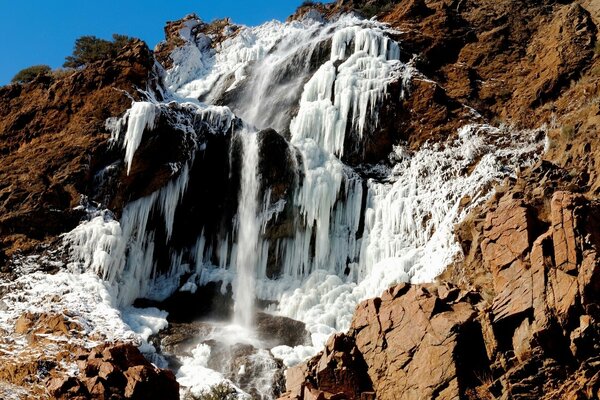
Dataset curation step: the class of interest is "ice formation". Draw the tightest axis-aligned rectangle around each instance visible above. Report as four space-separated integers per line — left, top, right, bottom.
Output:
51 11 546 399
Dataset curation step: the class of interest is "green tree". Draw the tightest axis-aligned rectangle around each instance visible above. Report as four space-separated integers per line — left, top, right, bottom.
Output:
63 33 135 68
11 65 52 83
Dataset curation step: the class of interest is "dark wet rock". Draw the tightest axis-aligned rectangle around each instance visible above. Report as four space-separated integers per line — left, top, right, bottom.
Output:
256 312 311 348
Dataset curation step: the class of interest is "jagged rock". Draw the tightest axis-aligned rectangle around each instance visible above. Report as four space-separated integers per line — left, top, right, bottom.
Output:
290 188 600 398
154 15 239 70
15 312 82 338
123 364 179 399
47 376 89 399
481 197 533 275
284 283 491 400
51 343 179 400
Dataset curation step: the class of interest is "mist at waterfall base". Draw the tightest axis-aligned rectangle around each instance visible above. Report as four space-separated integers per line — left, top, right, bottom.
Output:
0 12 545 399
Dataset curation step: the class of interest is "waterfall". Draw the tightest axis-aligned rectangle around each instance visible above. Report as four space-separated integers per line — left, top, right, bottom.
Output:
233 131 261 328
55 12 546 399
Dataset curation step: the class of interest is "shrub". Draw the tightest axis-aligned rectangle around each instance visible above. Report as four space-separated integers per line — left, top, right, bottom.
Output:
11 65 51 83
63 33 135 68
184 383 238 400
50 67 74 80
301 0 316 6
359 1 395 17
595 41 600 55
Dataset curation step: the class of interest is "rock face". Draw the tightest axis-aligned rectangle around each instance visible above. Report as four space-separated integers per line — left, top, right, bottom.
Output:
279 284 486 400
0 40 155 260
1 0 600 399
285 188 600 399
279 1 600 397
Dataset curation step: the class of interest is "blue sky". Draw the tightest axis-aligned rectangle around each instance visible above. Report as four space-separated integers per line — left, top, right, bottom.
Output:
0 1 327 85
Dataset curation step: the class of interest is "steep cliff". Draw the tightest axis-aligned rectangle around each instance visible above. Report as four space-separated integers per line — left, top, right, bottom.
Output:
0 0 599 399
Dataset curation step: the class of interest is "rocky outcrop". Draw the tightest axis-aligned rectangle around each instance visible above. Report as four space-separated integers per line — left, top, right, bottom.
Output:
154 14 240 70
380 0 598 128
284 188 600 399
0 40 155 260
47 343 179 400
278 284 486 400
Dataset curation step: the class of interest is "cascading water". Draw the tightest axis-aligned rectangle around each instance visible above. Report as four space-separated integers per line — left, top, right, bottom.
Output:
49 11 546 399
233 131 261 328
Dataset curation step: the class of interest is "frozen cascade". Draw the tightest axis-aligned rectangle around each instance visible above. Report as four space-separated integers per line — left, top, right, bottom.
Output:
168 15 403 135
233 131 261 328
65 101 238 307
290 24 401 156
273 124 544 363
64 162 191 307
56 11 548 399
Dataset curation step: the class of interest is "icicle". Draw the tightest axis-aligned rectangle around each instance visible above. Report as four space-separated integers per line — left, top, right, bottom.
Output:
122 102 157 175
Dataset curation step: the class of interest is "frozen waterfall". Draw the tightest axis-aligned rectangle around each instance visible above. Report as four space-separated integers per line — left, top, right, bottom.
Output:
59 11 545 399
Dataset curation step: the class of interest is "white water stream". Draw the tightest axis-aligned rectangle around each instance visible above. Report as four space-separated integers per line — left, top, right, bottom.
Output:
233 131 261 328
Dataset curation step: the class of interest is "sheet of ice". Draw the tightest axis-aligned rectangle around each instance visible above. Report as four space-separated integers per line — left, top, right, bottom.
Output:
272 124 544 361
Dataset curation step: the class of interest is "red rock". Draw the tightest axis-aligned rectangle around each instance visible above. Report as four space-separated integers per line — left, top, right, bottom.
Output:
492 260 534 322
303 384 326 400
551 191 582 273
83 376 106 398
14 313 35 334
285 364 308 398
102 343 151 371
481 197 533 276
46 376 88 398
123 364 179 400
289 283 481 400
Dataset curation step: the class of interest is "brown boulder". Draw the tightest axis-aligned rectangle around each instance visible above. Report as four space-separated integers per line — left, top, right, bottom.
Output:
47 376 88 399
286 283 488 400
15 312 83 338
52 343 179 400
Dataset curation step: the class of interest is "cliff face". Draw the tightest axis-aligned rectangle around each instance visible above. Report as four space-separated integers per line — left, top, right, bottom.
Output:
282 190 600 399
278 0 600 399
0 0 599 399
0 40 155 262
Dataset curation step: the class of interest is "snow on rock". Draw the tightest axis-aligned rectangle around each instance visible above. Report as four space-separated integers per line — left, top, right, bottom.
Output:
0 270 168 349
